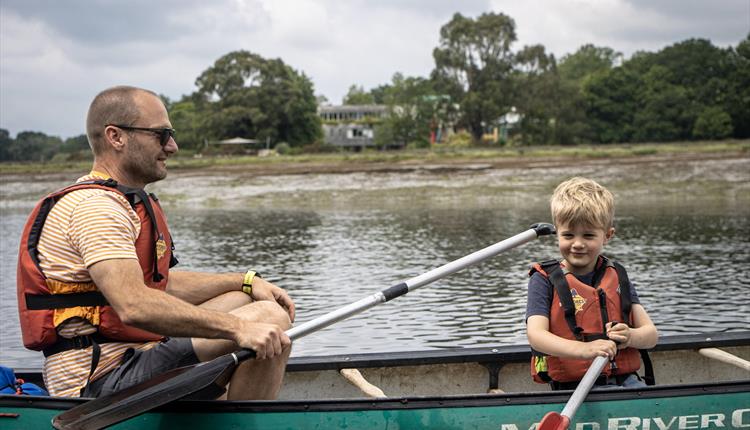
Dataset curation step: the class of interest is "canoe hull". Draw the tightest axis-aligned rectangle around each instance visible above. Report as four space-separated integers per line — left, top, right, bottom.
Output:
2 381 749 430
3 332 749 429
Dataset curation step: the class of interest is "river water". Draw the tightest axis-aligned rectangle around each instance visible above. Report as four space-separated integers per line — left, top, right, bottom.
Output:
1 155 749 369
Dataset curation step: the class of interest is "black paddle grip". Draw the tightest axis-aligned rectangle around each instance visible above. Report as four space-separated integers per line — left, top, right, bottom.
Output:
382 282 409 301
531 223 556 236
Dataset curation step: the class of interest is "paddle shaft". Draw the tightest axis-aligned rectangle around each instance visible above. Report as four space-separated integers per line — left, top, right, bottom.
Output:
233 223 554 362
560 355 609 418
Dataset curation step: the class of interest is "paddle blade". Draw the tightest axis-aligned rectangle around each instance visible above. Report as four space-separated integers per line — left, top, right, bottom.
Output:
538 411 570 430
52 351 247 430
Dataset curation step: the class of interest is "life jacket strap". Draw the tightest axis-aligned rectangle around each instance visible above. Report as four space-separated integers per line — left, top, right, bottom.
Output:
542 261 584 340
25 291 109 310
42 332 118 357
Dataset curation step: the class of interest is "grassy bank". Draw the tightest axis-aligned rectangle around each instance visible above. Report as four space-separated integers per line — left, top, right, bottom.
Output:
1 140 748 175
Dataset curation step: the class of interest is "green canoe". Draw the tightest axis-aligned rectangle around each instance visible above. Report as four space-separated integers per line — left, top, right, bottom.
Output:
2 331 748 429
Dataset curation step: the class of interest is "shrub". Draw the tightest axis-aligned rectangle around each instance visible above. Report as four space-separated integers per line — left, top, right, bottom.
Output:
692 107 733 140
275 142 291 155
445 131 472 147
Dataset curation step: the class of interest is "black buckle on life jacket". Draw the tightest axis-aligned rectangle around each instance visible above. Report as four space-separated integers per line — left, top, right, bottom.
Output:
42 333 116 357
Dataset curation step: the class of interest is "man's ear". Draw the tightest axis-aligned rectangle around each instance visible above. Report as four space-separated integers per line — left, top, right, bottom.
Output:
103 125 126 151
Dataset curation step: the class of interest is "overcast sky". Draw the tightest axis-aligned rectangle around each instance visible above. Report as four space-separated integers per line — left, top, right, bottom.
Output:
1 0 748 139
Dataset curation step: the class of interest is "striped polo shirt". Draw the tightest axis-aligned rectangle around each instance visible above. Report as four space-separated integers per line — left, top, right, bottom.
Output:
38 172 158 397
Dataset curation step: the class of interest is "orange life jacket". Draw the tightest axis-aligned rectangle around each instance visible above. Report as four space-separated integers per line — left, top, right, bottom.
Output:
16 179 175 352
529 257 642 383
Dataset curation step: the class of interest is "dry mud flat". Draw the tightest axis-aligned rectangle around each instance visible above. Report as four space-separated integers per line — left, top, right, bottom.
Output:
168 151 745 179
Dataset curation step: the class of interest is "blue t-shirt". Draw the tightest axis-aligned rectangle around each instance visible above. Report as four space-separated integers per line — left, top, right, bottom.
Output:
525 267 641 321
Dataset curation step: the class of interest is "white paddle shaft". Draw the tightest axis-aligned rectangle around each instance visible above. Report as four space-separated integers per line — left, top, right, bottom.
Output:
561 355 609 418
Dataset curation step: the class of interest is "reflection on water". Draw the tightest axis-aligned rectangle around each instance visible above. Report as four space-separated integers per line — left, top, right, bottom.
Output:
1 156 748 368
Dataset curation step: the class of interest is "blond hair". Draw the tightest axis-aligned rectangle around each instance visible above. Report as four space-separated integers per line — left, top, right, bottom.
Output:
550 177 614 230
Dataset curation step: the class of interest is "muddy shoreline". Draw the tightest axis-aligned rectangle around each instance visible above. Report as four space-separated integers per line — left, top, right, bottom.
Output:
1 150 746 182
168 151 747 178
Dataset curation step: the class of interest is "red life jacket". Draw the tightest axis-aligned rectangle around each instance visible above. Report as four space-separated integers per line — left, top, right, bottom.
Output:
529 257 642 383
16 179 175 352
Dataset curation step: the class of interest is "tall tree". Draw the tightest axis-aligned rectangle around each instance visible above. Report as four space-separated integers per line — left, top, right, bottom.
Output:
549 44 622 144
194 51 322 147
374 73 455 147
726 34 750 137
558 44 621 85
513 44 561 145
432 12 517 142
168 100 204 151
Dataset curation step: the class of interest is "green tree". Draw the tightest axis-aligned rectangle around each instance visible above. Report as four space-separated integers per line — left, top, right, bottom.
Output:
632 65 691 142
726 34 750 137
558 44 621 85
582 38 745 143
551 44 622 144
369 84 391 104
374 73 454 147
431 12 517 142
343 85 375 105
0 129 13 161
692 106 733 139
60 134 90 153
512 44 561 145
194 50 322 147
583 62 642 143
13 131 63 162
168 100 204 151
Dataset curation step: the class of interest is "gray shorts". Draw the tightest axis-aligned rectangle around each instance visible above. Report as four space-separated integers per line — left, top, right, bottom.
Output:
82 337 199 398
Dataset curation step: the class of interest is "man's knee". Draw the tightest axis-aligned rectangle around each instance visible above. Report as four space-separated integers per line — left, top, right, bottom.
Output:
244 300 292 330
200 291 252 312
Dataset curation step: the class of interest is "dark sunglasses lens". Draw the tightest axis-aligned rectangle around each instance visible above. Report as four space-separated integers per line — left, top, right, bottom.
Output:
160 129 174 146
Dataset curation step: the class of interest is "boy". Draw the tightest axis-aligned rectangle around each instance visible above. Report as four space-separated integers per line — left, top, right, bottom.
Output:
526 177 658 390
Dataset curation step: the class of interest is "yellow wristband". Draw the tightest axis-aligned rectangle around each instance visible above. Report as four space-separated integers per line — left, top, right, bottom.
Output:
242 270 260 296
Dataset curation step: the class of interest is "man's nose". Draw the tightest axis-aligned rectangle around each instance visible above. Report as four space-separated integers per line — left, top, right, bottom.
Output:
164 136 178 154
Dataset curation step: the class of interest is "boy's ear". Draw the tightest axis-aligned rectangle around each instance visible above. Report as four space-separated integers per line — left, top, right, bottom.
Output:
605 227 616 241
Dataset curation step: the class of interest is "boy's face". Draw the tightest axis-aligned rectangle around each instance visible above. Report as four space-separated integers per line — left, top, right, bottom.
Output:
556 222 614 275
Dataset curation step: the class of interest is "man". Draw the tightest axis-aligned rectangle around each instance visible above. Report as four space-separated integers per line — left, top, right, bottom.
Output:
16 85 294 399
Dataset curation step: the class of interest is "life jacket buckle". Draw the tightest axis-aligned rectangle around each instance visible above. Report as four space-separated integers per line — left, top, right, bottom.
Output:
71 335 94 349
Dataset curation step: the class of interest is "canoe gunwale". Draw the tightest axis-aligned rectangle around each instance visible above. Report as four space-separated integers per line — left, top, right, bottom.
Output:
3 379 748 414
286 330 750 371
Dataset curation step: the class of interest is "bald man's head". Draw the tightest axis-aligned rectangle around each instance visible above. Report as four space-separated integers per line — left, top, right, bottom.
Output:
86 86 159 155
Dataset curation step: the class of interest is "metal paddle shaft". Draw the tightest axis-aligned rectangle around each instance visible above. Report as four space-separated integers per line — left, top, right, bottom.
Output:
538 355 610 430
53 223 554 430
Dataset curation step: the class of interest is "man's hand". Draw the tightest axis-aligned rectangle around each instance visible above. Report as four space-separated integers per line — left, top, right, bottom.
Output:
606 322 632 349
250 277 296 323
234 320 291 360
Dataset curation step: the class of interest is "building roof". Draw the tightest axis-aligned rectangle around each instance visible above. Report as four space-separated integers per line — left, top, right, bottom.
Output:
215 137 260 144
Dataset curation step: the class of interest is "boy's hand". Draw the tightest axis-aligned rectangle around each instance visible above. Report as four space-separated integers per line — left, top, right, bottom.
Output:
606 322 631 349
582 339 617 359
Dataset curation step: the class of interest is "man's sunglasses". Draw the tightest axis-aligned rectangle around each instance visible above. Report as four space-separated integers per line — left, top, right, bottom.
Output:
109 125 176 146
